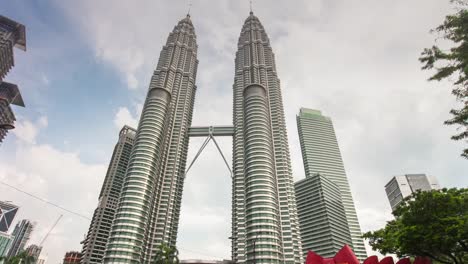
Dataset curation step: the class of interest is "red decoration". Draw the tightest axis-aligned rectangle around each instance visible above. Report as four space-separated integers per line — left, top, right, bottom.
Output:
304 245 431 264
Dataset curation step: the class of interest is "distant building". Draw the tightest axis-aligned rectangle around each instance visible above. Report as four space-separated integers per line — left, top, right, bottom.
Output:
295 173 352 258
7 219 34 257
37 259 46 264
0 232 13 257
63 251 81 264
0 15 26 82
296 108 367 260
0 15 26 144
80 126 136 264
385 174 440 211
0 201 19 232
25 244 42 261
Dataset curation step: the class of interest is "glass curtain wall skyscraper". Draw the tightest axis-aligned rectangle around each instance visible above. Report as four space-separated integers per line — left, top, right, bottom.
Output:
385 174 439 211
231 12 302 264
295 173 352 258
7 219 34 257
296 108 367 260
103 15 198 263
81 126 136 263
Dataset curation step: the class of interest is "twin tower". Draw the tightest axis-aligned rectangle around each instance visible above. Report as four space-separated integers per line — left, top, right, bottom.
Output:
103 13 303 263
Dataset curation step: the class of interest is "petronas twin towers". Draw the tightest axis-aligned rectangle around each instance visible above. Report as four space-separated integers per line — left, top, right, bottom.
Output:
102 12 302 264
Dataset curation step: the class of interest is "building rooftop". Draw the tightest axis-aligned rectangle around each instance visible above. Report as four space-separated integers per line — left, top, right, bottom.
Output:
0 15 26 51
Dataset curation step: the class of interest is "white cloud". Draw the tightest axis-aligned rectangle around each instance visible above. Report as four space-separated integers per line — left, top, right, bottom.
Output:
113 107 138 129
12 116 48 144
0 117 106 263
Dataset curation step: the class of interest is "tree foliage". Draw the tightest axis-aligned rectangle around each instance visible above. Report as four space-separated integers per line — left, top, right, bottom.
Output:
0 251 36 264
419 0 468 158
363 188 468 264
153 243 180 264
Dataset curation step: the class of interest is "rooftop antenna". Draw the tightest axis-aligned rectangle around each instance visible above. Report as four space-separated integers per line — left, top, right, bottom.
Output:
187 0 192 16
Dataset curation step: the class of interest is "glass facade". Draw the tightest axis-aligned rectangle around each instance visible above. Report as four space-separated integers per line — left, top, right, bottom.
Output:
296 108 367 261
232 12 303 264
103 15 198 264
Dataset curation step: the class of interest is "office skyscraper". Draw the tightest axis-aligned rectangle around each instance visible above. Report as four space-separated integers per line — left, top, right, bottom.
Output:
295 173 352 258
231 12 302 263
296 108 367 260
81 126 136 263
7 219 34 257
385 174 440 211
0 81 25 143
103 14 198 263
0 201 19 232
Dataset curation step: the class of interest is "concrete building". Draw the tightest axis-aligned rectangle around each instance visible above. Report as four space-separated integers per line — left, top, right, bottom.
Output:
0 15 26 144
80 126 136 264
385 174 440 211
64 251 81 264
296 108 367 260
0 82 25 143
7 219 34 257
37 259 46 264
25 244 42 261
103 14 199 263
0 201 19 232
0 15 26 82
0 232 13 257
295 173 352 258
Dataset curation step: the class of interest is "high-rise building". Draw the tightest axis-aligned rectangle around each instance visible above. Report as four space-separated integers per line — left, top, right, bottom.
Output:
103 14 199 263
7 219 34 257
0 201 19 232
385 174 440 211
64 251 81 264
80 126 136 264
296 108 367 260
25 244 42 261
0 15 26 82
231 12 303 263
0 232 13 257
295 173 352 258
0 82 25 143
0 15 26 144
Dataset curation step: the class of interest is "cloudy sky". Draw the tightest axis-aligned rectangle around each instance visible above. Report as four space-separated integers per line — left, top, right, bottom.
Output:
1 0 467 263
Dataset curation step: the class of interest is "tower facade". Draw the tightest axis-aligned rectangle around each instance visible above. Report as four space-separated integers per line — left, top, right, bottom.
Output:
81 126 136 263
0 15 26 82
296 108 367 260
231 12 302 264
295 173 352 258
385 174 439 211
0 201 19 232
7 219 34 257
103 14 198 263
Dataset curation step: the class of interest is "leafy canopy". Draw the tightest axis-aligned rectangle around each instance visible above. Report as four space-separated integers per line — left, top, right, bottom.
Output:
153 243 180 264
419 0 468 158
363 188 468 264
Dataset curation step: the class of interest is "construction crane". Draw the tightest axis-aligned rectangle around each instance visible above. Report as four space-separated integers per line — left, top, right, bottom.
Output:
39 214 63 246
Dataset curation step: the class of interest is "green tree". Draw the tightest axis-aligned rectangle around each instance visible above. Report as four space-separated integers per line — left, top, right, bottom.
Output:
363 188 468 264
0 251 36 264
153 243 180 264
419 0 468 158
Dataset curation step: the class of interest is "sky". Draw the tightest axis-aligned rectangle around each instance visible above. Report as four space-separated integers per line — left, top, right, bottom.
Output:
1 0 467 263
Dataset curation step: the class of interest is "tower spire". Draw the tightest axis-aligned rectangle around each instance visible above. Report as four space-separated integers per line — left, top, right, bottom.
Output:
250 0 253 13
187 0 192 16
